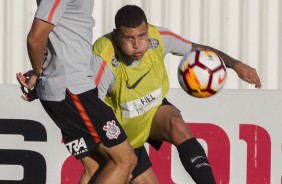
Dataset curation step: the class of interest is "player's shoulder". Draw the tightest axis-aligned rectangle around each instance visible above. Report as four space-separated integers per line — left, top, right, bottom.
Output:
93 33 114 55
156 26 170 32
152 26 174 40
92 33 118 67
94 33 113 48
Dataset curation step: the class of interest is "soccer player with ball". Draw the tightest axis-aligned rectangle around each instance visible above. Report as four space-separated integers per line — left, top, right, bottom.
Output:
90 5 261 183
18 4 261 184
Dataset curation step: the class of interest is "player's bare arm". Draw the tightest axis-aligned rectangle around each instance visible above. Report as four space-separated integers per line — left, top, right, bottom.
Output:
191 43 240 69
16 18 54 100
191 42 262 88
27 18 54 83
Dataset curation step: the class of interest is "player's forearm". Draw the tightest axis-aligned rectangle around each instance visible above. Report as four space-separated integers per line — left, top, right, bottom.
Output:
191 43 241 70
27 37 46 77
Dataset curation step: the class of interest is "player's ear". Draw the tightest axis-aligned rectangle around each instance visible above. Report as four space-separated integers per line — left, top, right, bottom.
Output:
113 28 117 35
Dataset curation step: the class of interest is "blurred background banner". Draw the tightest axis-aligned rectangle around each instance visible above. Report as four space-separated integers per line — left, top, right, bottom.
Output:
0 0 281 89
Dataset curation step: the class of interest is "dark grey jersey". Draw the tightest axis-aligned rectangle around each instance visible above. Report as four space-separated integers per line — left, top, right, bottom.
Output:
35 0 95 101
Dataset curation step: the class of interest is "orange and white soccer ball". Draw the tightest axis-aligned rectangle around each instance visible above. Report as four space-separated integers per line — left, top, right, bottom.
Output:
178 50 227 98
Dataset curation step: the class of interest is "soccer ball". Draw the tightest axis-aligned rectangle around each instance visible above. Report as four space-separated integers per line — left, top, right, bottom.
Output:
178 50 227 98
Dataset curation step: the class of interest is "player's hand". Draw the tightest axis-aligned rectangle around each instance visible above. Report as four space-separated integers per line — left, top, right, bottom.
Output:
16 71 38 101
235 62 262 88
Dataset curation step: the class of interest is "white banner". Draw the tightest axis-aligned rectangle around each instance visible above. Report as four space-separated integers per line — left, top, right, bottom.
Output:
0 85 281 184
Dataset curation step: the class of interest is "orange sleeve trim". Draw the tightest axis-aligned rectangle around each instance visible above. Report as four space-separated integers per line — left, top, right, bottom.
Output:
95 60 107 87
159 30 192 44
47 0 61 22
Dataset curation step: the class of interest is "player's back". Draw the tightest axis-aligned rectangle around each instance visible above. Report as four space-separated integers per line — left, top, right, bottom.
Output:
35 0 95 101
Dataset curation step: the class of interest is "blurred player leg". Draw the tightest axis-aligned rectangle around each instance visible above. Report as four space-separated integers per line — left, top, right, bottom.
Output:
130 168 158 184
79 151 107 184
130 146 158 184
94 140 137 184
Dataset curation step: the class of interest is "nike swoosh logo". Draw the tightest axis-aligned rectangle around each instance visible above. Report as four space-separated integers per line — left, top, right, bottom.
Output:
126 69 151 89
191 156 207 163
218 73 227 85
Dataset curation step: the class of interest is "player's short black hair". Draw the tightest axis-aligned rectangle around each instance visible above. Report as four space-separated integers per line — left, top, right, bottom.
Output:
115 5 147 30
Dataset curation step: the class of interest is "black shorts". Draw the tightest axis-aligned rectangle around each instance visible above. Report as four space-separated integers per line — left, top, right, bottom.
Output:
132 146 152 179
40 88 127 159
147 98 178 150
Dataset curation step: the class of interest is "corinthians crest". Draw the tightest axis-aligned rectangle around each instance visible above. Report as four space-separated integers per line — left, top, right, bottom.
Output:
103 120 121 139
148 38 159 49
111 56 119 67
